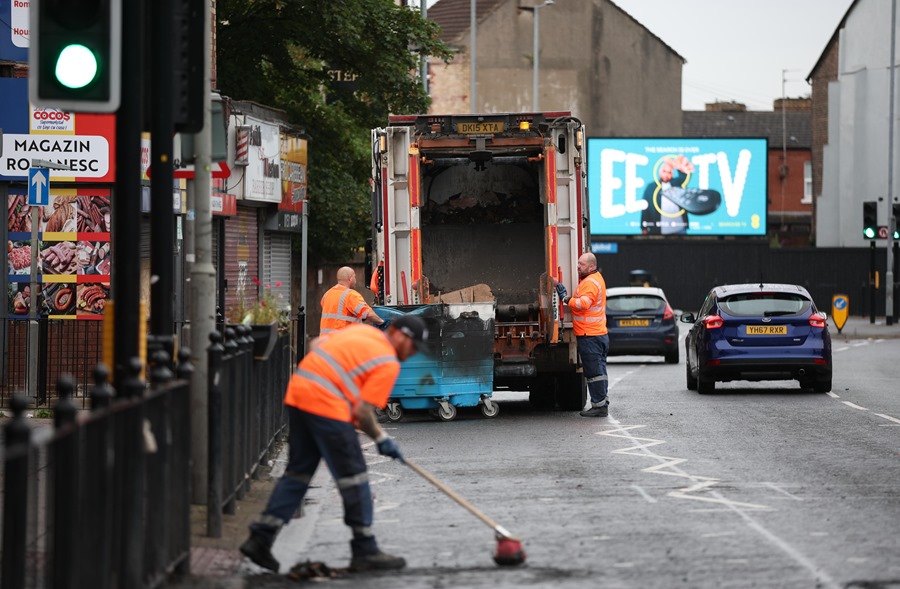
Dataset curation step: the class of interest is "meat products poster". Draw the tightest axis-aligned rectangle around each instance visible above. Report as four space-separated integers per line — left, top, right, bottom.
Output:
7 187 111 319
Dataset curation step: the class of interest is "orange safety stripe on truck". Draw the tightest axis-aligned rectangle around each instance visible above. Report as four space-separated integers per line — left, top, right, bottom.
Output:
545 145 560 344
409 147 423 290
381 162 390 300
575 155 584 253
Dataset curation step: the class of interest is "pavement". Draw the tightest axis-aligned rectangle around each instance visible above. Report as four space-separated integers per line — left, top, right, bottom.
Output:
824 314 900 341
168 315 900 587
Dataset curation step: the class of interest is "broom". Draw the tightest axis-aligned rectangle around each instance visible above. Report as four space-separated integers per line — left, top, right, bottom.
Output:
403 458 526 566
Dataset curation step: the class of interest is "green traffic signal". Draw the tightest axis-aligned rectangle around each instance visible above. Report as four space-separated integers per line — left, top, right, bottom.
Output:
55 44 99 89
863 201 878 239
29 0 121 112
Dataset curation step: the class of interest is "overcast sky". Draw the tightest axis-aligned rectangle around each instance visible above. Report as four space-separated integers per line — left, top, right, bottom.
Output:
423 0 856 112
591 0 856 111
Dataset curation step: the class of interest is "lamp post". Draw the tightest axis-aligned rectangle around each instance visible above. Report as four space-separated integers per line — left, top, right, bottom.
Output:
520 1 554 111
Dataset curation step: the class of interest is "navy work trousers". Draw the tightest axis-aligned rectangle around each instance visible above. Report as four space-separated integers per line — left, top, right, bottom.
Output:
577 334 609 407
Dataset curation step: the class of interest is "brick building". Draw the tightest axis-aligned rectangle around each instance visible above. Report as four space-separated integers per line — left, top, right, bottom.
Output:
425 0 685 138
684 99 813 247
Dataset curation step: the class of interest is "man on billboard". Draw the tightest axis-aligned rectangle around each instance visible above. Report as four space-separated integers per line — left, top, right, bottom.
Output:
640 154 721 235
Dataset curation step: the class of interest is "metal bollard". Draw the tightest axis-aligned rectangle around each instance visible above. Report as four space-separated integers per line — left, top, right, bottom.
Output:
2 395 32 588
207 331 225 538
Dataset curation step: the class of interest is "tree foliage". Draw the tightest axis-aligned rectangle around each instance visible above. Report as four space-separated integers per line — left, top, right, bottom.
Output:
216 0 452 264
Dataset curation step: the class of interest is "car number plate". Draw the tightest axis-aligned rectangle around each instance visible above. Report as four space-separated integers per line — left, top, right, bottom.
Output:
618 319 649 327
457 121 505 134
745 325 787 335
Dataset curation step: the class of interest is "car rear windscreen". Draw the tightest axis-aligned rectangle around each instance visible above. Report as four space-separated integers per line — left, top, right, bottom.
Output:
720 293 810 316
607 295 665 313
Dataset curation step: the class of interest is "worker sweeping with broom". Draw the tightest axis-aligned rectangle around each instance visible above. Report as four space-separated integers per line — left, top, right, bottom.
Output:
240 315 427 573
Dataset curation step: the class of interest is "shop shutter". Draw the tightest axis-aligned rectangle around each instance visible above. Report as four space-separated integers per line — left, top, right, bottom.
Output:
262 232 292 314
223 206 259 322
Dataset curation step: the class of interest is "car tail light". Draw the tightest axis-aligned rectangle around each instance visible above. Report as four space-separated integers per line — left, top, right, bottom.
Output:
703 315 724 329
663 303 674 320
809 313 826 329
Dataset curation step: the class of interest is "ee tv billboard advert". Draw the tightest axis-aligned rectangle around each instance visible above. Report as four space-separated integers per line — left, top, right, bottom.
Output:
586 138 768 237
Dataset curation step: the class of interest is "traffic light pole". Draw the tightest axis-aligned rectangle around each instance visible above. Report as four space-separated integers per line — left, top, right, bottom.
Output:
149 0 176 360
113 0 144 390
886 0 896 325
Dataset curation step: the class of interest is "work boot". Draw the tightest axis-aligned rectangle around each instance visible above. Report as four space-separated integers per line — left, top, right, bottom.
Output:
350 550 407 572
240 532 280 572
579 405 608 417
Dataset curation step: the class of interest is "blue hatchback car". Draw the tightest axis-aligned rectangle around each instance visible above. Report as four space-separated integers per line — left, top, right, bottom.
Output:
606 286 680 364
680 283 832 394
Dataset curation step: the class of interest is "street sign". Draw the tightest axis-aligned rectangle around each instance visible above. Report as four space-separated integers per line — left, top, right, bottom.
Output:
28 167 49 206
832 294 849 333
145 161 231 179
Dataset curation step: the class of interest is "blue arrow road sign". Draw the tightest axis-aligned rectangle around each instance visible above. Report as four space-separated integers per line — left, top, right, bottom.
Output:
28 167 49 206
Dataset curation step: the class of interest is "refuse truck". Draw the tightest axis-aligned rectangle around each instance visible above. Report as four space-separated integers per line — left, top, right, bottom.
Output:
369 112 590 414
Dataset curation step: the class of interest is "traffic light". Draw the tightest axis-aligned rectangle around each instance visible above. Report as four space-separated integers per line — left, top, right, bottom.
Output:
863 201 878 239
29 0 121 113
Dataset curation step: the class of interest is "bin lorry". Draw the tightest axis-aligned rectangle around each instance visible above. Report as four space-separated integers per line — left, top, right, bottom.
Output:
369 112 590 415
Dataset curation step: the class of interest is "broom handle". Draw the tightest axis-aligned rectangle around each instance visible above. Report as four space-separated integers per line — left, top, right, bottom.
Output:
404 458 505 534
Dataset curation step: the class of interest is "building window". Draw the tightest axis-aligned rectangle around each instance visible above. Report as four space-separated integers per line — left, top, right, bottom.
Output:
802 160 812 204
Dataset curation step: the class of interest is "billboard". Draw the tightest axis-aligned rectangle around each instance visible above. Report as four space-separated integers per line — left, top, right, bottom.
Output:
586 138 768 236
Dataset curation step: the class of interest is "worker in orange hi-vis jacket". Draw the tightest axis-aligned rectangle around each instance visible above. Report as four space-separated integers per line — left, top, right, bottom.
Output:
320 266 385 334
240 315 429 574
554 252 609 418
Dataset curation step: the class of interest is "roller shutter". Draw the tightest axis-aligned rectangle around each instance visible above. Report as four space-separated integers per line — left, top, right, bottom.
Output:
262 232 292 314
223 206 259 321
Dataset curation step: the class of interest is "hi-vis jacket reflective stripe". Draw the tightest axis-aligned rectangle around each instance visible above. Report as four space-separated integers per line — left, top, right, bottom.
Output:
286 324 400 422
566 271 607 336
320 285 376 334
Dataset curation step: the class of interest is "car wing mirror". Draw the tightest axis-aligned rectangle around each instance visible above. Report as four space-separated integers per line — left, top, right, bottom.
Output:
680 312 695 323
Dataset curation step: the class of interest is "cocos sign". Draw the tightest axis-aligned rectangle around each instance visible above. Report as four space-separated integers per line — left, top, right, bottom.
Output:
33 109 72 121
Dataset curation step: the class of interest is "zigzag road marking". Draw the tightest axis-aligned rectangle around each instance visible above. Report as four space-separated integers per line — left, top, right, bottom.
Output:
597 424 771 511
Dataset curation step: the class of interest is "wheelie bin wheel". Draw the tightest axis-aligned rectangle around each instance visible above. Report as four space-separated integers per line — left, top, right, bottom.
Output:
385 402 403 422
480 399 500 418
436 403 457 422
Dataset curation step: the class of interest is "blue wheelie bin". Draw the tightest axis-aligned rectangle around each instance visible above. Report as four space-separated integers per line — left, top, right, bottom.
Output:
374 303 496 422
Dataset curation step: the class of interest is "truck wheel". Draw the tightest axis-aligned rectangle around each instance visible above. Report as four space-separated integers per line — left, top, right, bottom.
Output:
528 376 555 409
556 373 587 411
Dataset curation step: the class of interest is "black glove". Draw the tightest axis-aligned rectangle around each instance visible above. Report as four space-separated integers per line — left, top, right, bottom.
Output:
376 435 404 463
555 282 568 303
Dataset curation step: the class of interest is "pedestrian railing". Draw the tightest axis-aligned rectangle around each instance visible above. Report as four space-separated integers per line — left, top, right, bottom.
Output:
206 325 289 537
1 325 291 587
0 356 192 589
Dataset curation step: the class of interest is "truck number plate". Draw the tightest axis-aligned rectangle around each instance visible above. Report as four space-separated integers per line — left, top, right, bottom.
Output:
745 325 787 335
458 122 505 134
618 319 649 327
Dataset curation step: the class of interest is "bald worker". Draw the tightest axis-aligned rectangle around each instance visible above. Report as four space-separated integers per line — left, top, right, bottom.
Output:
320 266 385 334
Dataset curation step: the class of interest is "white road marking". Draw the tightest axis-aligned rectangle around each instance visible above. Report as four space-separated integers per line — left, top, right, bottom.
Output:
852 342 870 347
631 485 657 503
834 346 849 352
597 423 840 589
842 401 869 411
875 413 900 425
761 482 804 501
826 392 840 398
